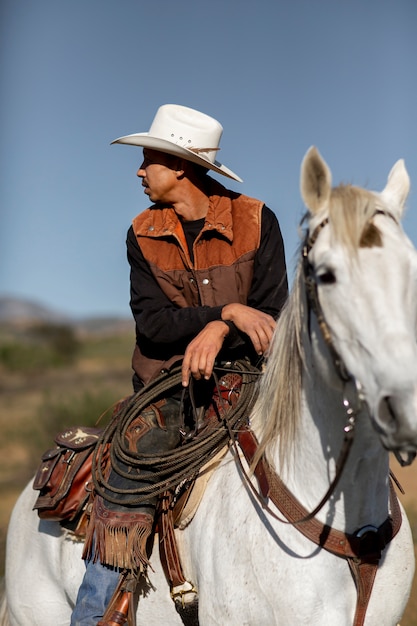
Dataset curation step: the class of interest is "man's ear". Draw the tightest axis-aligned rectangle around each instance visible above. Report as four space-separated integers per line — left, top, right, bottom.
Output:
175 158 187 179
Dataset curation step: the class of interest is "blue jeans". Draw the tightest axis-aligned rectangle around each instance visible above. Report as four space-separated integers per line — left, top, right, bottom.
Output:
70 557 120 626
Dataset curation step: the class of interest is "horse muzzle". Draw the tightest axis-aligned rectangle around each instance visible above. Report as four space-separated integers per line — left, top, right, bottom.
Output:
373 392 417 461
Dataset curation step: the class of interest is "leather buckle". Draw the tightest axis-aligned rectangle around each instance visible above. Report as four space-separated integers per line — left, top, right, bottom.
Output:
354 525 381 556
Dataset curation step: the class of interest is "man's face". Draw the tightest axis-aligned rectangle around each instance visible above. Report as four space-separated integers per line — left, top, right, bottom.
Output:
137 149 180 204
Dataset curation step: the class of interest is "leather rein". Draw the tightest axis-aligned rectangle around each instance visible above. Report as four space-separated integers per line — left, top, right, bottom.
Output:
234 216 403 626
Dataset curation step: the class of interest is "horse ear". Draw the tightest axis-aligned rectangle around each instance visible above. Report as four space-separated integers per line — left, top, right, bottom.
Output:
300 146 332 215
381 159 410 219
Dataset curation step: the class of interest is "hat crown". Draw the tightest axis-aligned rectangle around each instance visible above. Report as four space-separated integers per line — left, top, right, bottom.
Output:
148 104 223 164
111 103 242 182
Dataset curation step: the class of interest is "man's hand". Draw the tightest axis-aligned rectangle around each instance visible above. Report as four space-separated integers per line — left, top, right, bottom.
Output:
221 303 276 356
181 305 277 387
181 320 229 386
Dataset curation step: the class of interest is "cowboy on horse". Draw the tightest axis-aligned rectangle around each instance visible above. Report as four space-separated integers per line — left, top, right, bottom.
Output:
70 103 288 625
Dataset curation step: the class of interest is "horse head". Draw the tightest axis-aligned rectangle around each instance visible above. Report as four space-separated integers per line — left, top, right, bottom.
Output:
300 147 417 459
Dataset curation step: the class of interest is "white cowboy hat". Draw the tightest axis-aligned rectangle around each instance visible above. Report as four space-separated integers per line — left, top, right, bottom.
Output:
111 104 242 182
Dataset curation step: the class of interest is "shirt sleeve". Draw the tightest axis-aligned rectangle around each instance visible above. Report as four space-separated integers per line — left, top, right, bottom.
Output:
127 204 288 347
249 206 288 317
222 206 288 349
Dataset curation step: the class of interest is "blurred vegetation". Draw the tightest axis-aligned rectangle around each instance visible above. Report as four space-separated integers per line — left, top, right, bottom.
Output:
0 323 134 580
27 389 122 467
0 323 80 371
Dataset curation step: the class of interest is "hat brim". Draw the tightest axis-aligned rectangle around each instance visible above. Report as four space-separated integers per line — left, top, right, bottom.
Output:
111 132 243 182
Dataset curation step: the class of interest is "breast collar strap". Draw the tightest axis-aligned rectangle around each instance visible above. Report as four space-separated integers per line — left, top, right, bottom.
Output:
237 427 402 626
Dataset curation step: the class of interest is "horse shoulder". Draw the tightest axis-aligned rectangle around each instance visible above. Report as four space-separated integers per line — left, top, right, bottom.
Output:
365 501 415 624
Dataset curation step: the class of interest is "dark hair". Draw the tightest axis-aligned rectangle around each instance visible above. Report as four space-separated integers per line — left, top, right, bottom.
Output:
183 159 209 180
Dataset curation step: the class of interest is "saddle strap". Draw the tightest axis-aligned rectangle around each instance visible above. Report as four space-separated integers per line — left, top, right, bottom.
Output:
158 492 200 626
159 492 187 588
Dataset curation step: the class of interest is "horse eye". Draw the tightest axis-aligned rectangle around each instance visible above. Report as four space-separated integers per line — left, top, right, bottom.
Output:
317 270 336 285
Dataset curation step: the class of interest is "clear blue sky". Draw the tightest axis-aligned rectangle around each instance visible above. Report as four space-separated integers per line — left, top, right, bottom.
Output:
1 0 417 318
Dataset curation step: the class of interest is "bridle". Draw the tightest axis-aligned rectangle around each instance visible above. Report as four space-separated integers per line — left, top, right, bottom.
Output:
302 214 415 468
233 217 371 524
303 217 352 382
248 216 367 524
235 215 386 525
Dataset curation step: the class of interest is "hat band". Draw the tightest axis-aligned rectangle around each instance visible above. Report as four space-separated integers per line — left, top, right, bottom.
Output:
188 147 220 154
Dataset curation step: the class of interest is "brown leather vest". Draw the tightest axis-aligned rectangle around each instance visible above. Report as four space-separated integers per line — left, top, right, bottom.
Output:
132 186 263 384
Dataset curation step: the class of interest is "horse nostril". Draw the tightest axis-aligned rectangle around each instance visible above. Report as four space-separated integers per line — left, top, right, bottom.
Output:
384 396 395 420
375 396 397 435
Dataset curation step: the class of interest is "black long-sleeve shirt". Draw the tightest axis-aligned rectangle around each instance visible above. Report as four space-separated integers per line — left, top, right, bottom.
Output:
127 205 288 366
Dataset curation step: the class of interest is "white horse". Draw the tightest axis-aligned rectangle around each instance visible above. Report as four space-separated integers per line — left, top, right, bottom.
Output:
3 147 417 626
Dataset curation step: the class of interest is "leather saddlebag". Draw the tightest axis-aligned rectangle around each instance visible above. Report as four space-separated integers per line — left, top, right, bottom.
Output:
33 426 102 522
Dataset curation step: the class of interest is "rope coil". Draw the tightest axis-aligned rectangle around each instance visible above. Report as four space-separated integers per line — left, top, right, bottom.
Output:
92 360 260 506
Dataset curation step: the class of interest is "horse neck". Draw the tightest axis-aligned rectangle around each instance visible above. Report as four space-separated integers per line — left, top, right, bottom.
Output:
282 364 391 535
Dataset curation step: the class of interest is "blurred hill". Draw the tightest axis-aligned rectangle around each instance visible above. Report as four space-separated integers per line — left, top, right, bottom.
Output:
0 295 132 336
0 295 69 323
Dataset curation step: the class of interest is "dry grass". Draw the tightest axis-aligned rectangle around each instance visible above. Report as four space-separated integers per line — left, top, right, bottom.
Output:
0 329 135 577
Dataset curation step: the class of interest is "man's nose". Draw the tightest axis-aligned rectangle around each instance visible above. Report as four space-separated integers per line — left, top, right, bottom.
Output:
137 164 145 178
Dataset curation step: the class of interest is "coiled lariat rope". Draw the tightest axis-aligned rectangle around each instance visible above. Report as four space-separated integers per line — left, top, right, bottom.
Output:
92 360 260 507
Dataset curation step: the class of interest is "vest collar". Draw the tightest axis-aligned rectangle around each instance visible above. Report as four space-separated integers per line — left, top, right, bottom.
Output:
134 179 235 242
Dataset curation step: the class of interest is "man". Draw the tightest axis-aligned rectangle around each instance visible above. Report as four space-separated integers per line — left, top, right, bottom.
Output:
71 104 288 625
